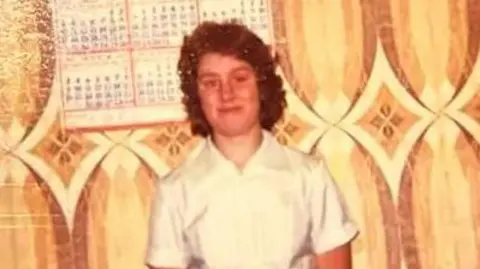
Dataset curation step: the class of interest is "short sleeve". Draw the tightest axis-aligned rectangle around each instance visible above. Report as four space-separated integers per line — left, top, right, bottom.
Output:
308 161 359 254
145 177 190 268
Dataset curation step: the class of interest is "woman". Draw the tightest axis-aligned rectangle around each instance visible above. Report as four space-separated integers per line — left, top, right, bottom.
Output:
145 21 358 269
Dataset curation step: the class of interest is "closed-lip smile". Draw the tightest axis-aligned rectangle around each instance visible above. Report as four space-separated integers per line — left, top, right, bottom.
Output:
218 106 242 113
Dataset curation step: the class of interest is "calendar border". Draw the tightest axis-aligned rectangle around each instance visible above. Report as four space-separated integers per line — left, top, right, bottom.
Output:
63 103 187 132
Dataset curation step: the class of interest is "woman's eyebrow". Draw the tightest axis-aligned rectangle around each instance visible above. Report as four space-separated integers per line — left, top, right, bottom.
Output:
232 65 254 73
197 71 218 79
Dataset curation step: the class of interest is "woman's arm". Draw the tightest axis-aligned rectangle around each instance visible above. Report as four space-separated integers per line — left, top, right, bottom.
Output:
307 160 358 268
145 177 190 269
313 243 353 269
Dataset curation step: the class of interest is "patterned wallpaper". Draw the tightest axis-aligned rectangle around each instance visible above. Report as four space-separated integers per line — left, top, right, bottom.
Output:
1 0 480 269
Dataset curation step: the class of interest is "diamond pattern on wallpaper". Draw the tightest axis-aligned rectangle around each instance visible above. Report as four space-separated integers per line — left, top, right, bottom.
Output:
272 68 328 152
272 112 316 148
141 122 199 169
338 46 439 196
30 122 97 186
357 84 419 157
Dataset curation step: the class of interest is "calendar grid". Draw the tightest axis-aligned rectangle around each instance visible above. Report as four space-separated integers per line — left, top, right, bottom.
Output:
53 0 275 131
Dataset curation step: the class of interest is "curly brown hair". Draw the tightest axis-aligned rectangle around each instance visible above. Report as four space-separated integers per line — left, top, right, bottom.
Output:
177 21 286 137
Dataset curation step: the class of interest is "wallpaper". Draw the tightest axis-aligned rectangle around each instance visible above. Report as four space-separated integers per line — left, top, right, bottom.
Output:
1 0 480 268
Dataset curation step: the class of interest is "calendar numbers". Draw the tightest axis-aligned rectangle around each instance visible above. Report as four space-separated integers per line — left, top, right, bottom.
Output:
56 1 128 52
131 0 198 47
198 0 271 43
243 0 270 43
61 53 132 110
199 0 245 23
133 50 182 105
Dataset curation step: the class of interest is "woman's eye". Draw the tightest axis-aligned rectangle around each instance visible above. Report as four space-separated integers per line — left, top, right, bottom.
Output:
234 73 251 83
235 76 247 82
201 79 219 88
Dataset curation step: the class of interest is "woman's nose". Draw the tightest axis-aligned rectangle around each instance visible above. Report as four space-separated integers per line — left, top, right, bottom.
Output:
219 79 235 101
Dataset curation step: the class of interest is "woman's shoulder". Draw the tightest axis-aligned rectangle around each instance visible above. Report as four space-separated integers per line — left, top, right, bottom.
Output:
279 144 325 172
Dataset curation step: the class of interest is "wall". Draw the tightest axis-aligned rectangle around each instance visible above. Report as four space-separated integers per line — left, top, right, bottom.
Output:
1 0 480 268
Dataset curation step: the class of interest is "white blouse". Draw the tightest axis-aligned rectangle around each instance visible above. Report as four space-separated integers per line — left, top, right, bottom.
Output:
146 131 358 269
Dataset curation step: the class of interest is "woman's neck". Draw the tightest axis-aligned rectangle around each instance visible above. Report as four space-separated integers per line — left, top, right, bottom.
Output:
212 126 263 170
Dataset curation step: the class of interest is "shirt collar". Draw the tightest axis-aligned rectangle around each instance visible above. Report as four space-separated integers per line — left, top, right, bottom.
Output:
201 129 292 175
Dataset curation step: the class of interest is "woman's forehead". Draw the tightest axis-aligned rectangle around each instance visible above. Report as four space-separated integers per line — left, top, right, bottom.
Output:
198 53 253 75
